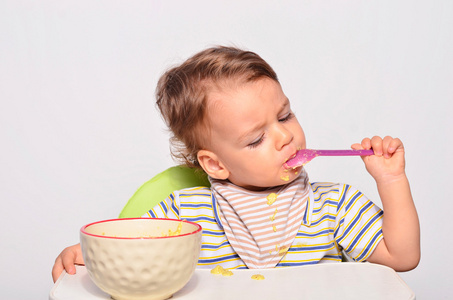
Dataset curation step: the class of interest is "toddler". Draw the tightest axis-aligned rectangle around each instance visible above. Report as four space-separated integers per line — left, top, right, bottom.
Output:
52 46 420 281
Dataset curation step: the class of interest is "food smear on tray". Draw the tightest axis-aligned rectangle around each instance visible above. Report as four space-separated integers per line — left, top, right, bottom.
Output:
210 265 233 276
251 274 265 280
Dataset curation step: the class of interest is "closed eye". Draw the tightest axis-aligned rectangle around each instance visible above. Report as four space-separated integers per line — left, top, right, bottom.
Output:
248 134 265 149
279 112 294 123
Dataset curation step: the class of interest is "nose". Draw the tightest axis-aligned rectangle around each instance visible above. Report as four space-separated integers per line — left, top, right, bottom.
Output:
274 123 293 150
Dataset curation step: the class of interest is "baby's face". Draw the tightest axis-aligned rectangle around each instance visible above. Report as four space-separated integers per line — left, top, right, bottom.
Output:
206 78 305 190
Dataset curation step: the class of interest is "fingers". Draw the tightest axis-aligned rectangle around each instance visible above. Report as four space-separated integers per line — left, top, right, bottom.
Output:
361 138 372 151
353 136 406 179
354 136 403 158
351 143 363 150
351 138 370 151
52 256 64 282
386 137 404 155
382 136 395 158
370 136 384 156
51 244 84 282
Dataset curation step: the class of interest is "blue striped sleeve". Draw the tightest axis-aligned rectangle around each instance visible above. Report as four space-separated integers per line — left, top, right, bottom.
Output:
334 185 383 262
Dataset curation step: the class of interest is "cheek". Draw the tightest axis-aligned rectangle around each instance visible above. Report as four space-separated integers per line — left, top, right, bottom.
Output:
235 155 270 176
299 133 306 147
294 125 306 145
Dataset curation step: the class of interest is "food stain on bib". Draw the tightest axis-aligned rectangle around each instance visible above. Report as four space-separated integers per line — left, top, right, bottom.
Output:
266 193 277 205
270 208 278 221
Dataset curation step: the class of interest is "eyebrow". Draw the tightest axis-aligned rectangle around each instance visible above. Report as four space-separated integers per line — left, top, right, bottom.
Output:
237 98 290 144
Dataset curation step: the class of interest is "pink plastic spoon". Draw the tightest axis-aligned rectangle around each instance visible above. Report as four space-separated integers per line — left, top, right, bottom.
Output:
285 149 374 168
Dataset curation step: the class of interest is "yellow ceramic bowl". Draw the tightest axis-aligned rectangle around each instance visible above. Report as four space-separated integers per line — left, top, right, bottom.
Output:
80 218 202 300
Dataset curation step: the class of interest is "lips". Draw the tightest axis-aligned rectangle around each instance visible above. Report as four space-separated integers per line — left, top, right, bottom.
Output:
288 152 297 160
283 152 298 169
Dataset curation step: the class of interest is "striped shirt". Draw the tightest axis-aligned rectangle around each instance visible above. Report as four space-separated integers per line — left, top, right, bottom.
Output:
144 182 383 269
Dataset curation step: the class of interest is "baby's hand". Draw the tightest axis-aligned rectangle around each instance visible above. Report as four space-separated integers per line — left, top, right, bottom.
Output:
351 136 406 183
52 243 84 282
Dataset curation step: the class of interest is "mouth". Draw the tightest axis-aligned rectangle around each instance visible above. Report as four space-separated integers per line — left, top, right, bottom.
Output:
283 151 299 170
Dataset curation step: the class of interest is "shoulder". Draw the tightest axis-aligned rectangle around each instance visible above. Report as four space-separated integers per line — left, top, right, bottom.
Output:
310 182 344 201
309 182 370 213
145 186 214 219
310 182 364 200
176 187 220 223
173 186 212 201
310 182 342 194
172 186 215 210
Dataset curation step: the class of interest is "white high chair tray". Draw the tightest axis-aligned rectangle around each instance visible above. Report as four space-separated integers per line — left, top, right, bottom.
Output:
50 263 415 300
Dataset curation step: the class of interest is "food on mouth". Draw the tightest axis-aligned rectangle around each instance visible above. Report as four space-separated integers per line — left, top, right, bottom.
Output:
280 175 290 181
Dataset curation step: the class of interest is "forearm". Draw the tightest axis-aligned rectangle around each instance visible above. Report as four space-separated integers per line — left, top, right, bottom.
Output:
369 174 420 271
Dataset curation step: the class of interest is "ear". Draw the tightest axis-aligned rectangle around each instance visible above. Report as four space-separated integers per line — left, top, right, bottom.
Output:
197 150 230 180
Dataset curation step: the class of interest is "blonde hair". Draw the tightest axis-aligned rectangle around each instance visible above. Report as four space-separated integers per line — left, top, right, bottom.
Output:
156 46 278 168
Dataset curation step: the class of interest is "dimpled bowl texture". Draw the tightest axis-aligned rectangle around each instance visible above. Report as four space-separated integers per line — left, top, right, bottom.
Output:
80 218 202 300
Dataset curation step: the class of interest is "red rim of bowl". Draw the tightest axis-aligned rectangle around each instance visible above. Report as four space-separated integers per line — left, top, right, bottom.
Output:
80 218 202 240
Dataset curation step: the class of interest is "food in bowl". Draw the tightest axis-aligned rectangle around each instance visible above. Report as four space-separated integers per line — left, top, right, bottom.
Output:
80 218 202 300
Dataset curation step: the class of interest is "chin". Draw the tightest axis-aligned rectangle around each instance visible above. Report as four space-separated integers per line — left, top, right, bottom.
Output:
280 165 302 180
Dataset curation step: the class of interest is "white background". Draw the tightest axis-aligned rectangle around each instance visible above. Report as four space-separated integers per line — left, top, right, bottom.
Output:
1 1 452 299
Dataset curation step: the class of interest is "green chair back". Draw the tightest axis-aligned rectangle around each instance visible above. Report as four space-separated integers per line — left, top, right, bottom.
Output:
119 165 210 218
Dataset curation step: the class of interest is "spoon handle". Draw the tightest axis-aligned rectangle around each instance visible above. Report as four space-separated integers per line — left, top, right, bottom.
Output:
314 149 374 156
